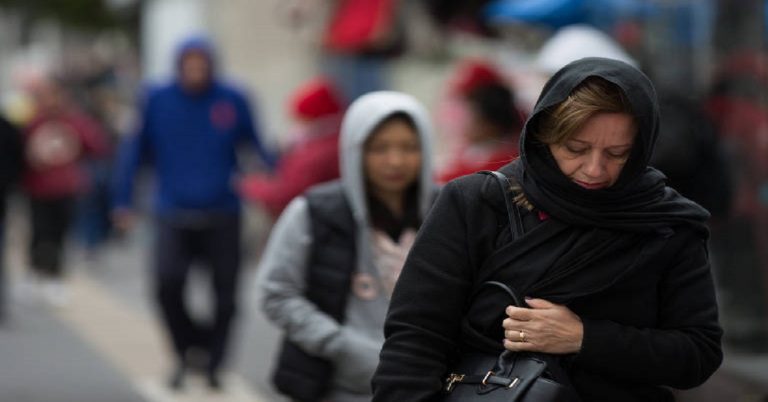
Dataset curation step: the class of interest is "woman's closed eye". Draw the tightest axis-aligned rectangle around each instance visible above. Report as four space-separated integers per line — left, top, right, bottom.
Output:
564 145 588 154
606 149 631 160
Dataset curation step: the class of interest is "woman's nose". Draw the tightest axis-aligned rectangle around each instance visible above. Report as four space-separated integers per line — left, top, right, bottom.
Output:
583 152 606 177
386 150 406 166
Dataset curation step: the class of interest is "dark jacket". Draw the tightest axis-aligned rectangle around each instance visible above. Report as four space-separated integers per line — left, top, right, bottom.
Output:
271 183 357 401
372 58 722 402
373 170 721 401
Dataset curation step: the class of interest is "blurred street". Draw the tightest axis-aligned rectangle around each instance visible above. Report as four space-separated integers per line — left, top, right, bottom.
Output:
1 1 768 401
0 202 288 402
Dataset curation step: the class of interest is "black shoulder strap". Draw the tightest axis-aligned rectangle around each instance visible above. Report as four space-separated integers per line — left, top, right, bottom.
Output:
482 170 524 239
466 171 528 308
466 170 525 294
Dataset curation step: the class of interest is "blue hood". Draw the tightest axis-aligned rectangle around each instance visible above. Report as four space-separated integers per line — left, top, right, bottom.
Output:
174 35 217 79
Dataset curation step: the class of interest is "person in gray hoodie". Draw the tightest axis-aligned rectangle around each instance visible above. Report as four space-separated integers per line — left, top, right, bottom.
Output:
256 91 437 402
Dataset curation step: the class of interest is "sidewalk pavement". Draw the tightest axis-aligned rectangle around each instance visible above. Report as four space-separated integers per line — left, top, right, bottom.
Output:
0 210 287 402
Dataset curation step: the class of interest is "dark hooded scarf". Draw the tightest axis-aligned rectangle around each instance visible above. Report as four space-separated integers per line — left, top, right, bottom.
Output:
509 57 709 233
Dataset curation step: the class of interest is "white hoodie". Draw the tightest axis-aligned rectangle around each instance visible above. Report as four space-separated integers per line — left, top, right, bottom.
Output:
257 91 435 401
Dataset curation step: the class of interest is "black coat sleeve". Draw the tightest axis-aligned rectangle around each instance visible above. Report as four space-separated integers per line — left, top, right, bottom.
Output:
372 180 476 402
573 230 723 389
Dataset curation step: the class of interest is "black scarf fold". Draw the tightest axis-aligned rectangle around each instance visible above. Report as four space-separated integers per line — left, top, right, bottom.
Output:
506 160 709 235
511 57 709 236
463 212 666 351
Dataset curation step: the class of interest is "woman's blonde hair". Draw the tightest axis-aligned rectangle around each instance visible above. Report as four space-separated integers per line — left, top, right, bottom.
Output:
535 76 634 146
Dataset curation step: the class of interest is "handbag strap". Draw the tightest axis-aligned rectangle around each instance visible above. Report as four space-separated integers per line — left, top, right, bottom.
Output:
481 170 524 239
477 280 523 308
469 171 526 304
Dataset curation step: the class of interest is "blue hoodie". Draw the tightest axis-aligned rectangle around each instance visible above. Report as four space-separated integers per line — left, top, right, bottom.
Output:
113 36 276 216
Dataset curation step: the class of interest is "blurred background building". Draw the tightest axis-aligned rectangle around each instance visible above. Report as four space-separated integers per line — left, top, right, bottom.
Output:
0 0 766 401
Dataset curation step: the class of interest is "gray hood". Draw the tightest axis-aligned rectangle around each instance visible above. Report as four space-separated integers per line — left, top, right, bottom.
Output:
339 91 434 226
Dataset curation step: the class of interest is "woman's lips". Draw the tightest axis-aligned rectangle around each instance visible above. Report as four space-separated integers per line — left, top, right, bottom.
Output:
574 180 607 190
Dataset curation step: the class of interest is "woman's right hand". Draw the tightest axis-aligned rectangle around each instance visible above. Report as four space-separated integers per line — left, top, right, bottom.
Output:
502 298 583 354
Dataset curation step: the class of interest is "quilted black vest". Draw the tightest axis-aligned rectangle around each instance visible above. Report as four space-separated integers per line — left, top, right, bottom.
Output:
271 181 357 402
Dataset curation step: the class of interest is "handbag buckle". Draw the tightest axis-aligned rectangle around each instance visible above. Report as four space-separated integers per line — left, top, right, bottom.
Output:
482 371 520 389
444 373 465 392
481 371 495 386
507 377 520 389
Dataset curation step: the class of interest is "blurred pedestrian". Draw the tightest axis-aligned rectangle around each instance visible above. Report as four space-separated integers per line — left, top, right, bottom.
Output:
437 59 524 183
421 0 499 37
320 0 406 102
239 77 344 219
257 91 437 402
21 77 109 307
0 114 23 321
651 92 732 219
112 35 276 390
703 51 768 351
72 59 130 260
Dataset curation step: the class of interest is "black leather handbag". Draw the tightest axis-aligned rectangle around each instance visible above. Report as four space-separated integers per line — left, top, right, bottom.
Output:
441 281 578 402
440 171 580 402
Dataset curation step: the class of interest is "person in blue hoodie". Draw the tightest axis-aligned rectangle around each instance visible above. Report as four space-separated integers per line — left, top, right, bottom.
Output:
112 35 275 390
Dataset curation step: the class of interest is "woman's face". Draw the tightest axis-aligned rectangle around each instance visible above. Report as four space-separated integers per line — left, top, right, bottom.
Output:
364 118 422 197
548 112 635 190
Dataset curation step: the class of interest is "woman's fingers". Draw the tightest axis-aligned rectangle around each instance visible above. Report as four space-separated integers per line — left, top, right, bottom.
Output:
505 305 532 320
504 328 529 342
525 298 556 309
501 299 584 354
503 338 535 351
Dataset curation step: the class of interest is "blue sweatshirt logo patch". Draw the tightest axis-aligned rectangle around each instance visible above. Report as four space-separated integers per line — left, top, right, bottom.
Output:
210 100 237 132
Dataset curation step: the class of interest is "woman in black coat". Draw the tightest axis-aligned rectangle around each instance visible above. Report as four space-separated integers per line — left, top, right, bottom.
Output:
371 57 723 401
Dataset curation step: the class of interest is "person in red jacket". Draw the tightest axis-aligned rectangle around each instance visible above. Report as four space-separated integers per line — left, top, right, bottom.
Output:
437 59 525 183
240 77 344 219
21 76 109 306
